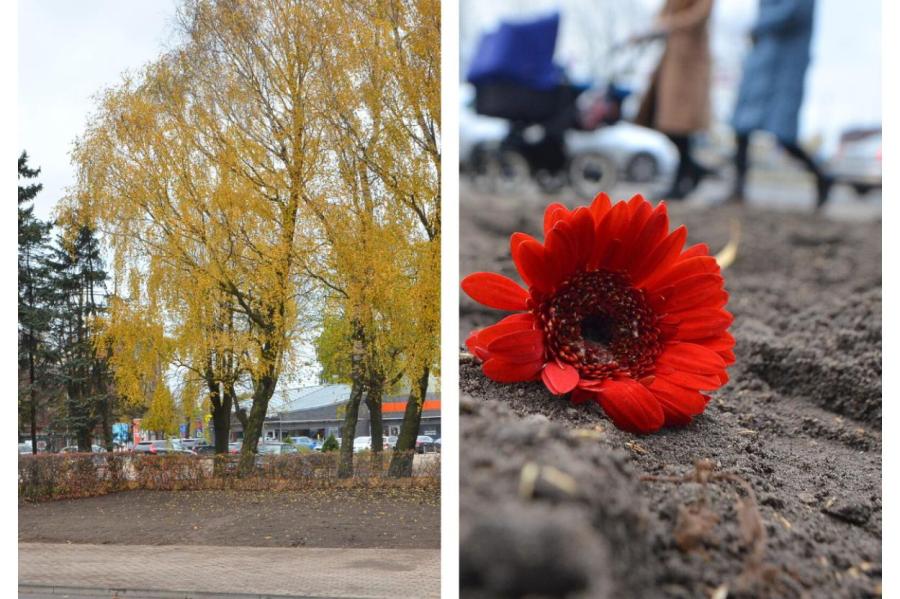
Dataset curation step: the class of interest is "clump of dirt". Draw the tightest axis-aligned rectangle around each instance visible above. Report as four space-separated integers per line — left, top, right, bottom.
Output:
460 195 881 598
460 398 658 598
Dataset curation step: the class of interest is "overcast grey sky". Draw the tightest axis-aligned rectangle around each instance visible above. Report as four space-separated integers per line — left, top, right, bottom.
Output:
18 0 179 220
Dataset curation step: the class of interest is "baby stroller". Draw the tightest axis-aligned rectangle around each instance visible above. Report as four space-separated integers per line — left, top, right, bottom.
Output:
466 13 629 196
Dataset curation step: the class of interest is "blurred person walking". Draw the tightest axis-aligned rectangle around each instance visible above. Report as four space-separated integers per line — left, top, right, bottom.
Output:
728 0 833 208
633 0 715 200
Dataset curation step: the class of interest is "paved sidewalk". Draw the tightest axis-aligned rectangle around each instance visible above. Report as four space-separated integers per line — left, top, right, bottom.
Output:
19 543 440 598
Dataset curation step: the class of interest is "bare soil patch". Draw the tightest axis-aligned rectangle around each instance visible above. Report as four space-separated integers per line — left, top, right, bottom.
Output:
460 194 881 598
19 487 439 549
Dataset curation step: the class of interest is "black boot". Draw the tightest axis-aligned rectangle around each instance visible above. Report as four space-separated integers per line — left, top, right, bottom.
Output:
815 174 834 210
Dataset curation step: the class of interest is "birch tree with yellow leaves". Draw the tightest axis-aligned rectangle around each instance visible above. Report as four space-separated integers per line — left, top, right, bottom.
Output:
64 0 439 477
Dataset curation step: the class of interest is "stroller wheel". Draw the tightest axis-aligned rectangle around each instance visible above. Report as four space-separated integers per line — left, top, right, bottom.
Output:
568 151 617 198
480 149 530 195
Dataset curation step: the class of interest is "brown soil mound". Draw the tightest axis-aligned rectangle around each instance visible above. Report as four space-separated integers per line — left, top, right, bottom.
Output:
19 487 440 549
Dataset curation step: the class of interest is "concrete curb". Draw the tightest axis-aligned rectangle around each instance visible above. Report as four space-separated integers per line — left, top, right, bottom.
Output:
18 584 357 599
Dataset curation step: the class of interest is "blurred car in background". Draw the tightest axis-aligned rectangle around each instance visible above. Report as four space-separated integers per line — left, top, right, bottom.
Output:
193 442 216 455
353 436 372 453
59 445 107 453
18 442 33 455
133 439 195 455
435 438 441 453
257 442 298 456
566 122 677 183
828 128 881 196
179 438 202 451
415 435 436 454
228 441 242 454
288 436 317 452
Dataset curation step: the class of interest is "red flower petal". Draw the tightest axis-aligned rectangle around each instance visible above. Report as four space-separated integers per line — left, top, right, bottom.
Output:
678 243 710 261
649 377 709 426
543 202 571 236
545 221 579 286
510 231 539 259
482 357 543 383
513 238 553 294
461 272 530 311
541 361 580 395
570 387 596 405
487 329 546 362
596 378 665 434
591 201 630 269
653 274 727 313
622 204 669 273
646 256 719 290
467 319 534 360
632 225 688 287
656 342 727 374
671 309 734 340
568 207 596 269
589 192 612 222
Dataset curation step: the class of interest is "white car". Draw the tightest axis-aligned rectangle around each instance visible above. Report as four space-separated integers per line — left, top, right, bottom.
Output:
565 122 678 183
352 436 372 453
828 129 881 196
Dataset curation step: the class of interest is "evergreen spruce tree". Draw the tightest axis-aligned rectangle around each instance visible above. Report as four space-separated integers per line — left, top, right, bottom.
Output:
48 226 112 450
18 151 53 453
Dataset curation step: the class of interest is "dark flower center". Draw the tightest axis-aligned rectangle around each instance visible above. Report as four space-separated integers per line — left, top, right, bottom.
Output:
539 270 662 380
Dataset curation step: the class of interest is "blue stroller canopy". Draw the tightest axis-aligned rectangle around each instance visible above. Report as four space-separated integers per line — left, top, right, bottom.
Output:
467 12 562 91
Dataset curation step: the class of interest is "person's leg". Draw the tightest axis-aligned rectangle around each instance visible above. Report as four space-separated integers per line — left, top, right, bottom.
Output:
779 140 834 208
730 132 750 201
664 134 691 199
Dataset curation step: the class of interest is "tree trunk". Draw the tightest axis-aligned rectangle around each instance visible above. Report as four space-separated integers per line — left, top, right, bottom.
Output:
238 372 276 476
208 381 234 455
101 399 113 452
338 380 365 479
365 380 384 475
29 348 37 454
388 364 430 478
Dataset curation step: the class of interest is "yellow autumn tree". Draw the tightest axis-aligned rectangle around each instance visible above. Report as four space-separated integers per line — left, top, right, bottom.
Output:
64 0 330 472
62 0 439 478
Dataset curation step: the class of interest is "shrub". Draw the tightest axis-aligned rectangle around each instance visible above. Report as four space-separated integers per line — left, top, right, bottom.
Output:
321 434 339 452
19 449 438 503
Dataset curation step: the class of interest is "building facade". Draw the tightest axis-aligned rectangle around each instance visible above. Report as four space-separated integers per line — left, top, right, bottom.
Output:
228 384 441 442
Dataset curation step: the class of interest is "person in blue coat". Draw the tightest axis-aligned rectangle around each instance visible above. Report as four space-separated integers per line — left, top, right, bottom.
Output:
729 0 832 208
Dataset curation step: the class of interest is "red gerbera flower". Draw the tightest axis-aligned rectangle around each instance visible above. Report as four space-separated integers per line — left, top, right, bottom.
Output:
461 194 735 434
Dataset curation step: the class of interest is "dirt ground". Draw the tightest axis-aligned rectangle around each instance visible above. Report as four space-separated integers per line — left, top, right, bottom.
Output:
19 487 440 549
459 191 881 598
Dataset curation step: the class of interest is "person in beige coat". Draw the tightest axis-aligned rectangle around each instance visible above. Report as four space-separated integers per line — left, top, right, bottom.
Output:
633 0 714 199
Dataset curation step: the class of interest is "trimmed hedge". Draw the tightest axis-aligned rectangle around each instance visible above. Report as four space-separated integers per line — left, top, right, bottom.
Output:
19 450 439 502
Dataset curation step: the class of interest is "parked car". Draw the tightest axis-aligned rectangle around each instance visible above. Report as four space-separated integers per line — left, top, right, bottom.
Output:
59 445 107 453
353 436 372 453
179 438 203 451
193 443 217 455
254 442 298 467
18 443 33 455
415 435 435 454
385 435 398 450
435 438 441 453
228 441 242 454
257 442 299 456
133 439 193 455
828 128 881 195
288 436 317 452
